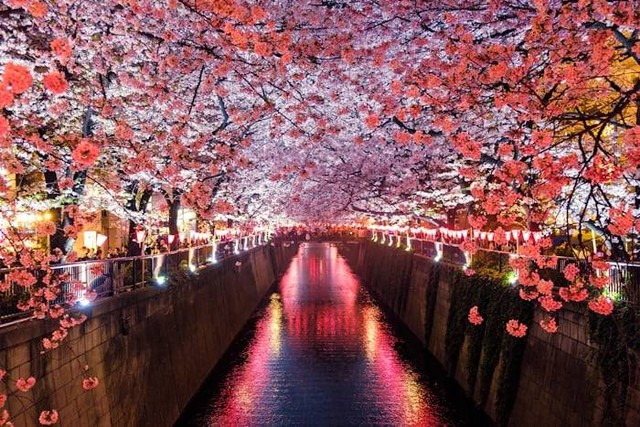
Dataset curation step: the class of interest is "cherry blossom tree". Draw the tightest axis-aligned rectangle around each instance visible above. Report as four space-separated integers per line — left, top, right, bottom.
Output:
1 0 639 424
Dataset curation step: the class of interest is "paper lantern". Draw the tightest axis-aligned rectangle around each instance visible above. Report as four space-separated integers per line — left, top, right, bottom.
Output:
522 231 532 241
505 231 511 242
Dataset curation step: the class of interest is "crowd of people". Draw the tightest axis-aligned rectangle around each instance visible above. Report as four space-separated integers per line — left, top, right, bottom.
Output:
79 246 128 260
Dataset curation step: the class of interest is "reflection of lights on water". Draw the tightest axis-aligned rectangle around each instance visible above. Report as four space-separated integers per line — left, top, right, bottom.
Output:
269 294 283 356
363 306 379 362
199 243 445 426
235 384 253 410
402 372 425 424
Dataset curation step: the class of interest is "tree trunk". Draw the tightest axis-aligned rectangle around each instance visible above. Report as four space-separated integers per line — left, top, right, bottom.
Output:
168 193 181 251
125 186 153 256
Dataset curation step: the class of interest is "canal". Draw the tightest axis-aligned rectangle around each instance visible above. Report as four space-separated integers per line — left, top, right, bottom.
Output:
177 242 488 426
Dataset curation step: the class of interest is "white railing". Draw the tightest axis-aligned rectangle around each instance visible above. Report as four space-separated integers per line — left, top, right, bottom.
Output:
372 232 640 302
0 232 270 325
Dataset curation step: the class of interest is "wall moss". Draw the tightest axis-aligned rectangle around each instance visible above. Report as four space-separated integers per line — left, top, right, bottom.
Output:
588 302 640 426
444 268 533 425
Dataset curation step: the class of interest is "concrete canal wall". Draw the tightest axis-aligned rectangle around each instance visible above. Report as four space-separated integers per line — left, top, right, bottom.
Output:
0 243 298 427
342 241 640 427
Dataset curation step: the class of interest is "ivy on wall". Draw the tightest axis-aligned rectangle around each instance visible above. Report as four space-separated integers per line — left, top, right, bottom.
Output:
444 266 533 426
588 302 640 426
423 261 441 346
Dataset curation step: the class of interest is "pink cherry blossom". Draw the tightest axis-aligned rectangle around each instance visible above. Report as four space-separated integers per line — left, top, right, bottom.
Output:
539 318 558 334
71 140 100 169
506 319 527 338
43 71 68 94
538 296 562 312
2 63 32 94
468 306 483 325
38 410 59 425
15 376 36 392
588 295 614 316
82 376 99 391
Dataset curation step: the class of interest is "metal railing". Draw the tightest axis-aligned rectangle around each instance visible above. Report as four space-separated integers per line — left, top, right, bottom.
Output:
0 233 270 326
373 232 640 302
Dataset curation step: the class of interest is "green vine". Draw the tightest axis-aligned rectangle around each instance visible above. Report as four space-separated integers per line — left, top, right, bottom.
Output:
494 289 533 426
444 263 533 425
587 302 640 426
444 266 466 373
423 261 441 346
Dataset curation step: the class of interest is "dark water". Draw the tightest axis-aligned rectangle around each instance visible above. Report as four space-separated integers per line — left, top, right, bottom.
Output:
177 243 489 426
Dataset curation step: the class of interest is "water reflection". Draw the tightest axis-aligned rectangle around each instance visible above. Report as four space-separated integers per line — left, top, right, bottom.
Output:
181 243 477 426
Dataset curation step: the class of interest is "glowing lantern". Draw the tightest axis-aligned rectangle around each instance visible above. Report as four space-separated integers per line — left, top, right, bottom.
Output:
96 233 108 247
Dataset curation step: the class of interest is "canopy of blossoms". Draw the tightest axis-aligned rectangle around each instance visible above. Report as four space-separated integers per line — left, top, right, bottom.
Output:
0 0 639 424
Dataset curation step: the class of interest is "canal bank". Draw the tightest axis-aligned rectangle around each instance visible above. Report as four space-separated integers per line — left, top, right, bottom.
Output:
0 242 298 427
342 240 640 427
178 242 488 426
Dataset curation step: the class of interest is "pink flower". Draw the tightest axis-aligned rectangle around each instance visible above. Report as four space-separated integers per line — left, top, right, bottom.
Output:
538 295 562 312
114 122 134 140
0 85 14 108
42 338 59 350
49 305 65 319
0 115 9 138
590 275 609 289
0 394 6 408
463 267 476 276
563 263 580 282
82 376 99 391
71 140 100 169
588 295 614 316
364 114 380 129
539 318 558 334
43 71 69 94
608 204 634 236
6 270 37 287
460 239 478 254
559 285 588 302
38 410 58 425
15 376 36 392
506 319 527 338
536 279 553 296
50 38 72 60
37 221 57 236
29 1 48 18
468 306 484 325
519 288 538 301
2 62 33 94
